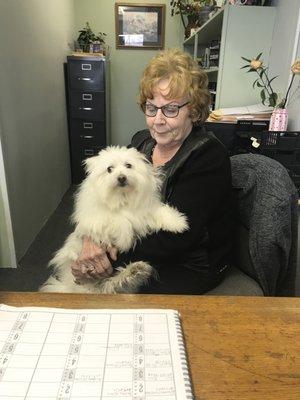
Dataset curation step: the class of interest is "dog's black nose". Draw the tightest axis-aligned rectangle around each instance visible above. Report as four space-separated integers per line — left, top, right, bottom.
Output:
117 175 127 186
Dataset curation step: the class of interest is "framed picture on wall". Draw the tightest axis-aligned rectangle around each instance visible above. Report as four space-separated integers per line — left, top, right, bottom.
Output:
115 3 165 49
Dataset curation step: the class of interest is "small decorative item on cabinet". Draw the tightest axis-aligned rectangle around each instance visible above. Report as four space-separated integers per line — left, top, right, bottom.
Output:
269 59 300 131
269 108 288 132
241 56 300 130
75 22 108 55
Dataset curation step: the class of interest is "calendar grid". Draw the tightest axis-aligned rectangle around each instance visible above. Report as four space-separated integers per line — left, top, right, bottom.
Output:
99 314 111 399
24 312 55 399
0 306 192 399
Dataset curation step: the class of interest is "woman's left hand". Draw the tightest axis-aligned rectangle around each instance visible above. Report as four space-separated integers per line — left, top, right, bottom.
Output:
71 236 118 283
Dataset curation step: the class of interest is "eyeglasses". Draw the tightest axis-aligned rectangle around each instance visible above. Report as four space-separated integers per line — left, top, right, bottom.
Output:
143 101 190 118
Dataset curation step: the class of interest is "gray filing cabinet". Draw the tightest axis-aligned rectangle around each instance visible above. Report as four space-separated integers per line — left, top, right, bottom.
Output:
66 55 110 183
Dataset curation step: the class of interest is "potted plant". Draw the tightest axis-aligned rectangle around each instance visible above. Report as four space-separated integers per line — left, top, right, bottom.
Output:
75 22 107 53
170 1 217 38
241 53 300 131
92 32 107 53
76 22 95 52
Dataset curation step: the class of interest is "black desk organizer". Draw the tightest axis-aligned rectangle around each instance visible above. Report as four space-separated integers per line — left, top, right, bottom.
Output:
205 120 300 194
255 131 300 194
234 121 300 194
232 120 270 154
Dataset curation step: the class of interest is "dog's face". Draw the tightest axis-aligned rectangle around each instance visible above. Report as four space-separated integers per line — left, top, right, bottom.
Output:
83 146 161 208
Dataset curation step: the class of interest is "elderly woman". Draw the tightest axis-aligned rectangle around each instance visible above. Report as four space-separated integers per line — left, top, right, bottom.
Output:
72 48 236 294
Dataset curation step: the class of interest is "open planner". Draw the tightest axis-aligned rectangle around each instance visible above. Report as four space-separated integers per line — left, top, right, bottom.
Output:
0 304 193 399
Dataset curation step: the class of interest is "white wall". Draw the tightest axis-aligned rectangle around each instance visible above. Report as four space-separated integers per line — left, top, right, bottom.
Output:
269 0 300 130
0 0 75 260
0 125 17 267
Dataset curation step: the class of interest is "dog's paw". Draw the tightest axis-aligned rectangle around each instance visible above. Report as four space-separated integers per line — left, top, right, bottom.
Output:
170 212 189 233
99 261 154 294
123 261 153 280
117 261 156 292
154 204 189 233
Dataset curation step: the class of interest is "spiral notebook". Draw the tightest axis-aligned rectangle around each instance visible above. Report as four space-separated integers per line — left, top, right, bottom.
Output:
0 304 193 399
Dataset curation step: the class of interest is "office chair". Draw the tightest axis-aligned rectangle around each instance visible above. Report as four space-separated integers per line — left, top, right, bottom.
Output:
207 153 298 297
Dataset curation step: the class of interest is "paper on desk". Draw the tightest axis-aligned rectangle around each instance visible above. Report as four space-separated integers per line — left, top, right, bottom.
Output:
219 104 274 115
0 304 193 400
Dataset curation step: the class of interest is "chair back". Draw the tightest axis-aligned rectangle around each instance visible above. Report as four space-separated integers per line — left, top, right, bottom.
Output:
231 153 298 296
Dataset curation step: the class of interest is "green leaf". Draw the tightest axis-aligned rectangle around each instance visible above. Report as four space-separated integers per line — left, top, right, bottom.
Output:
269 76 278 85
260 89 266 104
259 69 264 78
241 56 251 62
256 81 264 87
247 68 256 73
269 98 275 107
240 65 250 69
269 92 278 107
252 78 258 89
256 52 263 60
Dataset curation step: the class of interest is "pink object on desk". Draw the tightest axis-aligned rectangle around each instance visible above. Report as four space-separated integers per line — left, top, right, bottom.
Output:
269 108 288 131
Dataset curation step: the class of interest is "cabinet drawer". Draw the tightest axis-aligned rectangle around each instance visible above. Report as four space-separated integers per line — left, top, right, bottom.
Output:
69 143 105 184
68 59 105 91
70 120 107 146
80 145 104 161
69 91 105 120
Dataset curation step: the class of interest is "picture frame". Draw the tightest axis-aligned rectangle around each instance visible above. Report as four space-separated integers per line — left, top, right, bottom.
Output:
115 3 165 49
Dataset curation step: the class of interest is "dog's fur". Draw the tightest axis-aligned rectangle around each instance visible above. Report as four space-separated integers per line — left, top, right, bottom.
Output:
40 146 188 294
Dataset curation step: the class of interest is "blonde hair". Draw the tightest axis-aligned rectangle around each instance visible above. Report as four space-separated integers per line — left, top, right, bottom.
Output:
138 48 210 123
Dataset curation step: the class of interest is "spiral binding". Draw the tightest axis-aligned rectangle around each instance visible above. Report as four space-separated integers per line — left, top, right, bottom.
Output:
174 312 194 399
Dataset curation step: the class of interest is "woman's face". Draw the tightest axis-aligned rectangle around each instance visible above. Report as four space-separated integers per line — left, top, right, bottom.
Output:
145 79 193 148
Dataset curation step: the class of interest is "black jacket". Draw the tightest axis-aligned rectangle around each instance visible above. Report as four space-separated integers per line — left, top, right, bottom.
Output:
117 126 236 293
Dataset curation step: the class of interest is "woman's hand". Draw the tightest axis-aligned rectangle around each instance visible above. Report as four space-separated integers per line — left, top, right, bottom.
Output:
71 236 117 283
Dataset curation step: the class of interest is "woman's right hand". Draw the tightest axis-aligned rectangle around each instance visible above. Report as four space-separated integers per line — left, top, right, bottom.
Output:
71 236 118 282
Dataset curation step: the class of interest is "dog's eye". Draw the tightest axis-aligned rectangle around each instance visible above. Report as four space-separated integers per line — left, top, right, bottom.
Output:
125 163 132 169
107 166 113 173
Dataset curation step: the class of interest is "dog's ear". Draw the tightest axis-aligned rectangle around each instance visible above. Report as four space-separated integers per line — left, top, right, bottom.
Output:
83 155 99 175
129 147 150 165
141 155 151 165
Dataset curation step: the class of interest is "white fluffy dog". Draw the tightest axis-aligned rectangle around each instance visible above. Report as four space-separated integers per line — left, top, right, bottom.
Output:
40 146 188 294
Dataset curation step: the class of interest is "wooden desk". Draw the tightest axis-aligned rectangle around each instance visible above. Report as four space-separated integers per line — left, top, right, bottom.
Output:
0 292 299 400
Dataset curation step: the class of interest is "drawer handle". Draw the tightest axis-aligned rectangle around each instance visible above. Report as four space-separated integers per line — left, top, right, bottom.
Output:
78 107 93 111
77 77 92 81
84 149 94 156
82 94 92 100
81 64 92 70
83 122 93 129
80 135 93 139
